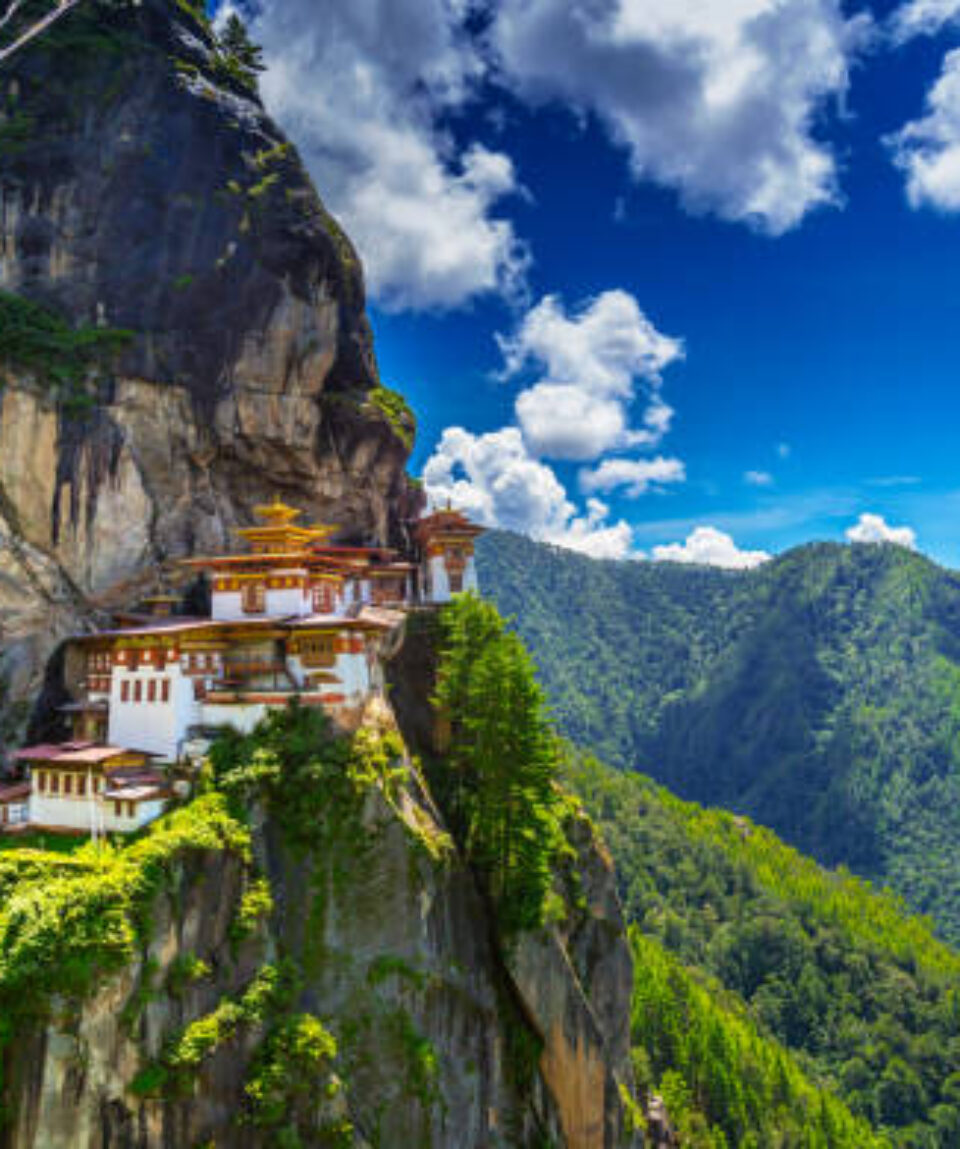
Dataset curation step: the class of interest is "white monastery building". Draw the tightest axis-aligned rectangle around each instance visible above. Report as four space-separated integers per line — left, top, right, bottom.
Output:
4 500 484 836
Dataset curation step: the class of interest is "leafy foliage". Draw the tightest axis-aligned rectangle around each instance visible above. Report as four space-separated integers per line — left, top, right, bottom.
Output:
0 289 133 410
568 753 960 1145
365 385 416 449
630 928 886 1148
0 794 249 1119
478 531 960 938
432 594 566 935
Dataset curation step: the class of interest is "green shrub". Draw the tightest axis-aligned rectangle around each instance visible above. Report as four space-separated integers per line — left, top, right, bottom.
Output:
0 290 133 411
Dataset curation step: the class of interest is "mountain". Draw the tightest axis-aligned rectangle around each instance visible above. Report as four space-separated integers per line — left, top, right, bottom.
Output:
0 0 420 749
567 751 960 1147
477 530 960 939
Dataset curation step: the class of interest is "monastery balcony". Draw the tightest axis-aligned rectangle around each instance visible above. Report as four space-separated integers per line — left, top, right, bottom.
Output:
219 657 287 676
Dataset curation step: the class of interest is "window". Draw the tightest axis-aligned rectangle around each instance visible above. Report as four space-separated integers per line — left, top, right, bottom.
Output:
77 775 86 797
114 800 122 818
312 583 336 613
50 773 59 795
161 679 170 703
121 680 130 703
148 679 156 703
242 583 265 614
134 680 142 703
449 571 464 594
127 801 135 819
64 775 72 796
37 771 46 793
299 635 336 667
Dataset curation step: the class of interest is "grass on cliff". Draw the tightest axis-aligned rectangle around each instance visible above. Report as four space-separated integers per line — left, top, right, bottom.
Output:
0 289 133 411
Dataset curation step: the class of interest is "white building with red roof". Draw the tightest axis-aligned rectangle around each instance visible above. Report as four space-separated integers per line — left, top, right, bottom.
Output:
3 499 484 835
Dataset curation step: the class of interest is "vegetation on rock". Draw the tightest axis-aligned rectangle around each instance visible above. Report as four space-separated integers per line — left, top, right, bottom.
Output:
0 289 133 411
432 593 567 935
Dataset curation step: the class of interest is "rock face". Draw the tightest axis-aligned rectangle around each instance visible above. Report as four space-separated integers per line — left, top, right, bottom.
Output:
1 718 640 1148
0 0 420 749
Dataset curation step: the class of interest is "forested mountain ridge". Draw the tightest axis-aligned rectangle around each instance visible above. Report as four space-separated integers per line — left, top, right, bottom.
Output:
477 530 960 938
567 752 960 1146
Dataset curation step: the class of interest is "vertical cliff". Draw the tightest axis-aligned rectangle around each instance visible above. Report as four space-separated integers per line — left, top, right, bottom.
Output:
0 0 420 747
0 707 640 1148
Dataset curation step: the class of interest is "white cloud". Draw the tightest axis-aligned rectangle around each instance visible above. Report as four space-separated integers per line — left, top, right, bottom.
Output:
744 469 774 486
653 526 772 569
580 456 686 498
422 426 638 558
490 0 872 235
890 48 960 211
890 0 960 42
499 291 683 460
777 442 793 459
845 513 918 548
245 0 525 310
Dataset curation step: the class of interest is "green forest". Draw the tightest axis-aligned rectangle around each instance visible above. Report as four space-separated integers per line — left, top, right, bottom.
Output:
567 752 960 1146
478 531 960 940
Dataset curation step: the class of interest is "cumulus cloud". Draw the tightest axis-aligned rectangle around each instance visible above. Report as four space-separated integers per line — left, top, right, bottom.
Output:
890 0 960 42
580 456 686 498
490 0 872 235
242 0 525 310
889 49 960 211
845 513 918 548
744 469 774 486
422 426 638 558
653 526 772 569
500 291 683 461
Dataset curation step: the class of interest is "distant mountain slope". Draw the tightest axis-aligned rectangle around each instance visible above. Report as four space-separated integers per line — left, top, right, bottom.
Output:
567 752 960 1146
477 531 960 937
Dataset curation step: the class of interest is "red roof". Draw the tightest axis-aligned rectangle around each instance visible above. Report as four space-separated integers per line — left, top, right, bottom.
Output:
0 782 31 803
11 741 96 762
11 743 152 766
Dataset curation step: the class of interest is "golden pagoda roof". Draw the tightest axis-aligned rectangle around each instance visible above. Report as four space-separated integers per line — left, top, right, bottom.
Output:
235 498 338 552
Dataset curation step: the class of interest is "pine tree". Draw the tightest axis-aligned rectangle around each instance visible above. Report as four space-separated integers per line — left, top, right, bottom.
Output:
220 13 265 75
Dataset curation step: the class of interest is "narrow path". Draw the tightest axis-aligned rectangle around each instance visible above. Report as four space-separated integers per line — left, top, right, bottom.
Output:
0 0 83 65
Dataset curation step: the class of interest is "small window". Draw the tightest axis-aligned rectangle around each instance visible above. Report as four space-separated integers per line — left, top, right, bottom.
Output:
242 583 265 614
134 680 143 703
161 679 170 703
312 583 335 613
114 800 122 818
77 775 87 797
121 680 130 703
64 775 72 796
449 571 464 594
127 801 135 819
38 771 46 793
50 773 59 795
147 679 156 703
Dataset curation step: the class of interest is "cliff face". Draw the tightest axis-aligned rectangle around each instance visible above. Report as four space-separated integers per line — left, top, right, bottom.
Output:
0 0 420 747
1 713 640 1149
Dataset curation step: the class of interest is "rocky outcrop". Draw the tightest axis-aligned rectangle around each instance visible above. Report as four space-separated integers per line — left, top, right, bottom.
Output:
0 0 420 749
2 719 641 1148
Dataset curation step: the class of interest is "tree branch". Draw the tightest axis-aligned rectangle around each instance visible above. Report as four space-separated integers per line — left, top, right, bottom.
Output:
0 0 82 65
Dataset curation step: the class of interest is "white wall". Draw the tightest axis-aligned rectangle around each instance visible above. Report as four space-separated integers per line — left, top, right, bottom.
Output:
211 574 313 621
31 783 104 833
108 665 198 762
100 796 166 834
464 555 479 594
427 555 451 603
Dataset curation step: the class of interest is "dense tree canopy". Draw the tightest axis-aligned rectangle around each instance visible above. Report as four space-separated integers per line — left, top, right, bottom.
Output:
567 752 960 1146
478 531 960 940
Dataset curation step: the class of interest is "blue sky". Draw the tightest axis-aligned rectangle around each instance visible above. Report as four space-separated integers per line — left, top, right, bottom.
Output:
220 0 960 567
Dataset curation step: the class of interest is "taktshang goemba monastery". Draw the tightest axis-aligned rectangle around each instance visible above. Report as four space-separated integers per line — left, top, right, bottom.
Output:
0 501 484 838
